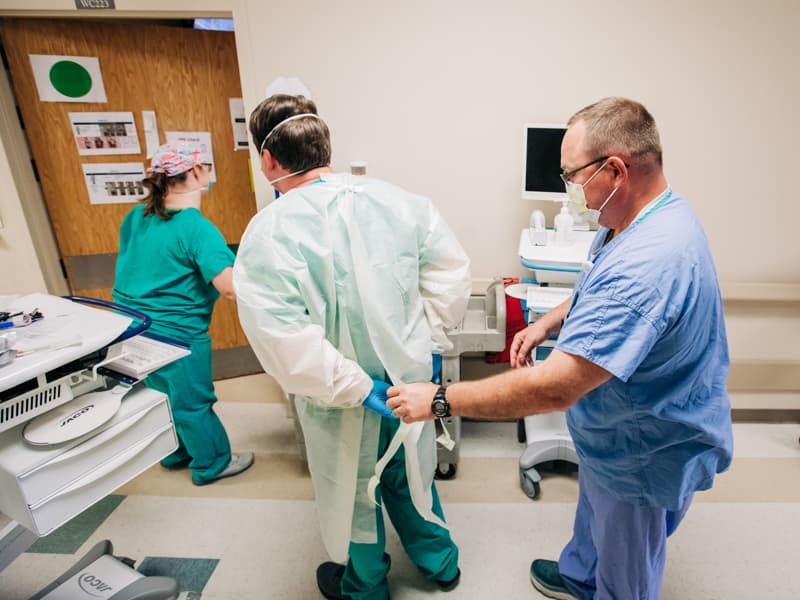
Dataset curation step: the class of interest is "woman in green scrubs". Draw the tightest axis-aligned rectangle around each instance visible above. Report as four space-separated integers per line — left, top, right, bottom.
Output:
113 143 253 485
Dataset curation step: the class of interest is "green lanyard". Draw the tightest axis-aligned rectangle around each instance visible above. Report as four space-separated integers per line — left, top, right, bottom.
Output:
590 187 673 262
634 188 672 225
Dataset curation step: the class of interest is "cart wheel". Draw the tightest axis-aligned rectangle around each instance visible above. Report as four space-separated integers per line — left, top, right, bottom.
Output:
520 467 542 500
435 463 457 480
517 418 526 443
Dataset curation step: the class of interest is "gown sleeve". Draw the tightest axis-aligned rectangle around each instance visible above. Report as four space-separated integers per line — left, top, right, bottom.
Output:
418 201 472 352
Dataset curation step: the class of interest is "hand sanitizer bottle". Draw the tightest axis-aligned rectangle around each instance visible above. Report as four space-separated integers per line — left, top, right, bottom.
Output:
554 200 574 245
529 209 547 246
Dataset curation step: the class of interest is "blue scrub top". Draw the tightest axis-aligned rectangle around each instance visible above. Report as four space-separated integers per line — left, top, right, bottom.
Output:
556 190 733 511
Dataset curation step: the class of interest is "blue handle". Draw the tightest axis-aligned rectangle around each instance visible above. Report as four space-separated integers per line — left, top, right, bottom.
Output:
431 354 442 384
63 296 151 343
520 258 583 274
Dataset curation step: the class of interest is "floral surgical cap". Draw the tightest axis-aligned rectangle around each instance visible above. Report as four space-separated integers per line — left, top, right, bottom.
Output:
147 143 202 176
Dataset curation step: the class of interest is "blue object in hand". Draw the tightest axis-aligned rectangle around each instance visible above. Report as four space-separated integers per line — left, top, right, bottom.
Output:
431 354 442 384
363 379 397 419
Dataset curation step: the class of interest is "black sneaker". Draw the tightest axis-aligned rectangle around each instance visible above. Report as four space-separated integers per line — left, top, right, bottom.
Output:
529 559 577 600
316 562 348 600
435 567 460 591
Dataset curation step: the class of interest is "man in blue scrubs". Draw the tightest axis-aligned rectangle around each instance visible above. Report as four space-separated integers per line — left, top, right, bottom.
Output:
387 97 733 600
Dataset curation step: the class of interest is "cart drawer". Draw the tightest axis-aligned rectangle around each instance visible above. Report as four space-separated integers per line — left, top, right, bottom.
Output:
27 423 177 535
18 394 172 506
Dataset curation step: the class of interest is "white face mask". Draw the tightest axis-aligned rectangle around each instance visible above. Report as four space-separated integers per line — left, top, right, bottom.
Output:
565 160 618 222
267 169 308 186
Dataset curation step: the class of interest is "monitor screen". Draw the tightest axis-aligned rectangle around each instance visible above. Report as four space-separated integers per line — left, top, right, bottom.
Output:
522 123 566 202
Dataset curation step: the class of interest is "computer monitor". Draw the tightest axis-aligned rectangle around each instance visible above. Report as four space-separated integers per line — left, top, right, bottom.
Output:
522 123 566 202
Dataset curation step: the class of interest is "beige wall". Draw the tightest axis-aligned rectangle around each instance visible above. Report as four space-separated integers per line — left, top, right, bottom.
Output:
0 127 47 295
0 0 797 401
0 63 49 294
239 0 799 286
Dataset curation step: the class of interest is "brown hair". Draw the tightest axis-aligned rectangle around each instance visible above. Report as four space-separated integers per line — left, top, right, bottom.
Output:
141 170 189 220
249 94 331 174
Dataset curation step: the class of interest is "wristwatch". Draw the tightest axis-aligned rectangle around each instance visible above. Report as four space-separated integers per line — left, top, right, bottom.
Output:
431 385 451 418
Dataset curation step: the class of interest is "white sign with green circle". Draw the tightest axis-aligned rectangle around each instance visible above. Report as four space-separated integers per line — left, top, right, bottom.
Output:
29 54 107 103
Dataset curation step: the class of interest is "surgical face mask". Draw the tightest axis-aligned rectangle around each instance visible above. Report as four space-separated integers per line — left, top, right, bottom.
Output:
565 160 618 222
267 169 309 186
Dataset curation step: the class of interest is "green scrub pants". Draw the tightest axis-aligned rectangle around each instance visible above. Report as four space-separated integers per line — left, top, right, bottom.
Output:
145 337 232 485
341 417 459 600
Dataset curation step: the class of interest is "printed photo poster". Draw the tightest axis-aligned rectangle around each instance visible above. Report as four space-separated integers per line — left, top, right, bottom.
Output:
70 112 141 156
82 162 147 205
164 131 217 182
29 54 107 103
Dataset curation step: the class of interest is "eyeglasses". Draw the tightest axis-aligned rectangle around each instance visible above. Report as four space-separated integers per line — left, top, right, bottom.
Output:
200 162 213 171
559 156 609 186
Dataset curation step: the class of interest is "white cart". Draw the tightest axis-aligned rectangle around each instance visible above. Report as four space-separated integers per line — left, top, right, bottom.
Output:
0 294 184 600
434 278 507 478
516 229 594 499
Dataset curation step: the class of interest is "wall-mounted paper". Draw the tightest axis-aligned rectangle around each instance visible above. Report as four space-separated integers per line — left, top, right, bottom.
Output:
29 54 107 103
229 98 249 151
142 110 159 158
82 162 146 205
164 131 216 182
70 111 140 156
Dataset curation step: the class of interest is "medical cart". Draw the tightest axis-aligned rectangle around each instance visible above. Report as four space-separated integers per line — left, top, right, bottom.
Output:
0 293 187 600
434 278 507 478
516 228 594 499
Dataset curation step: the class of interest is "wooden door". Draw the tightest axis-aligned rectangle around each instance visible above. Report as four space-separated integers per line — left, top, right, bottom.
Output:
0 18 255 351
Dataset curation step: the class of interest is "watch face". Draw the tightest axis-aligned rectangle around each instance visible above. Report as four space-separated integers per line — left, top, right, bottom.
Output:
432 399 447 417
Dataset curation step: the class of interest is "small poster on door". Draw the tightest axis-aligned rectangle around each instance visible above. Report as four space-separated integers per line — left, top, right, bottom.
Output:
29 54 107 103
82 162 147 205
164 131 216 182
70 112 141 156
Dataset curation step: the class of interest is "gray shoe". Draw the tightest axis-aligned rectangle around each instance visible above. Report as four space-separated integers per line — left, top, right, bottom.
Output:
194 452 254 486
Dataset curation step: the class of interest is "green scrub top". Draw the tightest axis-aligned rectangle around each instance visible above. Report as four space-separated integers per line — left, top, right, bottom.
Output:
113 204 234 342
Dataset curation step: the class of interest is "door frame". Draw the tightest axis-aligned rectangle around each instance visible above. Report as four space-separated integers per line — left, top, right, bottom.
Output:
0 0 267 295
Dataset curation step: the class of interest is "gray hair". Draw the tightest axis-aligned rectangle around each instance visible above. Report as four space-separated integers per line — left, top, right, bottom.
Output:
568 97 662 169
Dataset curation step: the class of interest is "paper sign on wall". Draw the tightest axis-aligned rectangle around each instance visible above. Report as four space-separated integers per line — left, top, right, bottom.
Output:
164 131 216 182
229 98 249 151
29 54 107 103
82 162 146 205
70 112 140 155
142 110 160 158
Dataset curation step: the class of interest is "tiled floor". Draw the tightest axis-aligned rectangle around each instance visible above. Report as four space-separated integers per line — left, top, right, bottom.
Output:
1 374 799 599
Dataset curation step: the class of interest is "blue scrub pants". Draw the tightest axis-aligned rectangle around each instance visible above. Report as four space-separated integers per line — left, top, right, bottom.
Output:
559 467 692 600
341 417 460 600
145 337 232 485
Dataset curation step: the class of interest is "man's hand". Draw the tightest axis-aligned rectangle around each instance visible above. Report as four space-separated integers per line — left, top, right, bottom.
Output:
509 321 551 368
386 382 439 423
